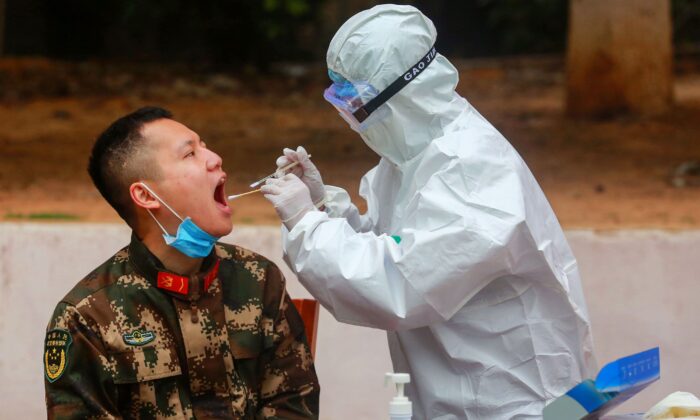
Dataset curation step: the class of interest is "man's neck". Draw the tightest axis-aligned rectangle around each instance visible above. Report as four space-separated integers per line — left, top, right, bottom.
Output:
140 232 203 276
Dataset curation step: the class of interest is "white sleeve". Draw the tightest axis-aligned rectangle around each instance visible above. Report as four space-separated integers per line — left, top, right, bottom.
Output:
322 186 374 233
322 166 377 233
282 148 542 331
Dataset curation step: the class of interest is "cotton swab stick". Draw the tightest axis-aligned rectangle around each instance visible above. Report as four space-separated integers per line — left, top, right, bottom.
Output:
227 188 262 201
248 154 312 188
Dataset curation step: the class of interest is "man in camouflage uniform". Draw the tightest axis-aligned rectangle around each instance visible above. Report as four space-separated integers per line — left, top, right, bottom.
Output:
44 107 320 419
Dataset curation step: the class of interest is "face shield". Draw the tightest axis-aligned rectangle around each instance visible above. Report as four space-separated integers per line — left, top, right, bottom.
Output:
323 45 437 132
323 71 383 131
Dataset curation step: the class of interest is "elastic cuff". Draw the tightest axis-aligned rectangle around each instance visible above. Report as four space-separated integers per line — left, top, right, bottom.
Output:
313 196 328 210
282 207 316 223
281 207 307 223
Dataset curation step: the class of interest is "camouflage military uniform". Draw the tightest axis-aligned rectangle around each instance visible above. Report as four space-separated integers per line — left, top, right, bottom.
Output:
44 234 320 419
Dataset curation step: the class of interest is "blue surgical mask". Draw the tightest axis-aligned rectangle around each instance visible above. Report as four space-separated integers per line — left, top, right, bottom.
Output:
140 182 219 258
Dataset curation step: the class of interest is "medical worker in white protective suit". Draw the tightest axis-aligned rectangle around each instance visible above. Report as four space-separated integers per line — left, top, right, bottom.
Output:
261 4 596 419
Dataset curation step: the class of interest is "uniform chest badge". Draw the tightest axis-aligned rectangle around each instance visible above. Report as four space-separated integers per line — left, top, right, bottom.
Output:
122 329 156 346
44 329 72 383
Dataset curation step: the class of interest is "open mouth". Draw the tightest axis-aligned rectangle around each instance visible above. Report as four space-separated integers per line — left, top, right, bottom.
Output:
214 176 229 211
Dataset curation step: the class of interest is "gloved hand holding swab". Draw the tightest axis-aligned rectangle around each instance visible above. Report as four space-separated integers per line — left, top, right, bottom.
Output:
228 153 312 201
249 154 311 188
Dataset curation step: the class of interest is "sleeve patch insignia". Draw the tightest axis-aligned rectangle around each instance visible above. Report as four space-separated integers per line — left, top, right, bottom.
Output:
122 329 156 346
44 329 72 383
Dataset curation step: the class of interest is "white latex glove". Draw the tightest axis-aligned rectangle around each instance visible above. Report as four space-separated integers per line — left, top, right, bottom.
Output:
275 146 326 207
645 391 700 419
261 174 316 230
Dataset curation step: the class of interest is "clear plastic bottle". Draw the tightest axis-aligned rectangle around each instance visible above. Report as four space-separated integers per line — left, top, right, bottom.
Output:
385 373 412 420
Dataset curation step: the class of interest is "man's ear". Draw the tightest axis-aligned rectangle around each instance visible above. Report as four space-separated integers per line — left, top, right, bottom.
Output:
130 182 160 210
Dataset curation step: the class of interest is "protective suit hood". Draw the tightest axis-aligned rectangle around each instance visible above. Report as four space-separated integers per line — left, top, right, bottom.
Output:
327 4 466 166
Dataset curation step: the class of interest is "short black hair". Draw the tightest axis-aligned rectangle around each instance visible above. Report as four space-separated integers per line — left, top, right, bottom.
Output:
88 106 173 227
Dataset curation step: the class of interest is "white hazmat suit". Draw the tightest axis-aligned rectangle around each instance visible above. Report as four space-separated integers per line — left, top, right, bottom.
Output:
280 5 596 419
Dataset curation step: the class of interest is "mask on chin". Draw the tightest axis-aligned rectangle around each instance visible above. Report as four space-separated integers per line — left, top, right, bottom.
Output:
139 182 219 258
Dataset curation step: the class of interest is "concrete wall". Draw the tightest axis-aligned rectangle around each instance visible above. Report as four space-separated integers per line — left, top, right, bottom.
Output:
0 224 698 418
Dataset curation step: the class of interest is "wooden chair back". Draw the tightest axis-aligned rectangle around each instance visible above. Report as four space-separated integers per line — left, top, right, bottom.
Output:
291 298 320 358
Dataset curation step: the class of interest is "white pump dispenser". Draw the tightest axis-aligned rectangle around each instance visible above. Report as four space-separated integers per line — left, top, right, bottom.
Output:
385 372 412 420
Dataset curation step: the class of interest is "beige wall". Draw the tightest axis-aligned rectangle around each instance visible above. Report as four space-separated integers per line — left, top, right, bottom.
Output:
1 224 698 418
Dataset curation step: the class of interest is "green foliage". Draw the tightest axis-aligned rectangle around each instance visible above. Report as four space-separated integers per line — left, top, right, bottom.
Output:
13 0 323 66
673 0 700 51
261 0 314 42
264 0 310 17
6 0 700 62
478 0 568 55
417 0 699 57
415 0 568 57
5 212 79 220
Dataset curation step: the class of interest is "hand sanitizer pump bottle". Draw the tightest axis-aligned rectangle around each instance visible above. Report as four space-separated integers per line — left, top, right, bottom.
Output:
385 373 412 420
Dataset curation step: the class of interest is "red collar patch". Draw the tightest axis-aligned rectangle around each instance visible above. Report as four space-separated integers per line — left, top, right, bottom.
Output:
156 260 220 295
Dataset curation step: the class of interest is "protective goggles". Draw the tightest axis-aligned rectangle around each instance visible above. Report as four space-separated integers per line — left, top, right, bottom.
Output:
323 45 437 127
